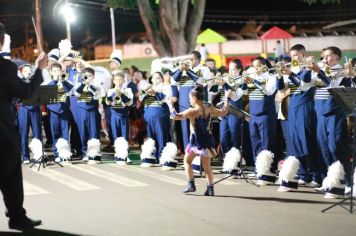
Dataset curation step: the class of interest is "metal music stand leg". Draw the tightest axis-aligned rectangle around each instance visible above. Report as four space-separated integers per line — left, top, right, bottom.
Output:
322 113 356 213
29 109 63 171
214 114 259 187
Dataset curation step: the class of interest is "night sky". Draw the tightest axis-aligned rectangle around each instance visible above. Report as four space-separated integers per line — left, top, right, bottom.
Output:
0 0 355 49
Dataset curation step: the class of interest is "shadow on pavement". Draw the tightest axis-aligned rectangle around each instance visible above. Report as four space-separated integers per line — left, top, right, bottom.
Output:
0 228 85 236
186 193 336 204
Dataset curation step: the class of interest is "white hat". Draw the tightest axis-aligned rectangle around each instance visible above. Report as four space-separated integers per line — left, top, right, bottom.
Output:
110 49 122 65
48 48 60 62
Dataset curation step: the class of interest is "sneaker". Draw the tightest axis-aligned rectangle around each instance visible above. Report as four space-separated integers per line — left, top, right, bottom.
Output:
324 193 344 199
345 186 352 195
161 166 174 171
306 181 321 188
82 156 88 162
54 157 61 163
116 160 127 166
256 180 273 186
298 179 307 185
314 186 326 193
126 157 132 164
88 157 101 164
247 172 257 179
140 163 155 167
23 160 30 164
277 186 292 192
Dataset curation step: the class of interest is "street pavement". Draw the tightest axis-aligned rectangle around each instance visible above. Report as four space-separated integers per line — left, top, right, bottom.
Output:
0 152 355 236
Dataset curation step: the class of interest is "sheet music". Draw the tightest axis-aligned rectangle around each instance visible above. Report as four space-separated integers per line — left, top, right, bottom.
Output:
328 88 356 115
22 85 58 106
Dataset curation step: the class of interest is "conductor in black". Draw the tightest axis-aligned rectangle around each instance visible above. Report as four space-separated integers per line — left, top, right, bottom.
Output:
0 22 47 230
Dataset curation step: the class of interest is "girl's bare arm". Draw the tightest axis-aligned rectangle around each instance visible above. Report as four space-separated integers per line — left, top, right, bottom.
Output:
174 107 199 120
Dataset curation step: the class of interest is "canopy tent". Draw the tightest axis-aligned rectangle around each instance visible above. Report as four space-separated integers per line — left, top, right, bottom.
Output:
259 26 293 57
260 26 293 40
196 28 227 66
197 28 227 44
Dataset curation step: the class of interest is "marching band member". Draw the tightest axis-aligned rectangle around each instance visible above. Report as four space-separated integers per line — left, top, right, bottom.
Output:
277 44 320 187
17 64 42 164
103 49 124 144
275 56 292 159
313 46 353 196
211 60 249 160
59 40 83 157
44 63 74 162
41 48 61 149
171 51 210 149
140 71 171 163
244 57 278 184
106 71 133 143
175 84 229 196
75 67 104 164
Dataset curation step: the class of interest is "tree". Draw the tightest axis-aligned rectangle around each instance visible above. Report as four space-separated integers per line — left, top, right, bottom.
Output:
107 0 342 57
107 0 206 57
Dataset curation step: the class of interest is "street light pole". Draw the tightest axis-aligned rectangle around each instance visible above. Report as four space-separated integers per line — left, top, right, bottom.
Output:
65 0 71 41
110 8 116 50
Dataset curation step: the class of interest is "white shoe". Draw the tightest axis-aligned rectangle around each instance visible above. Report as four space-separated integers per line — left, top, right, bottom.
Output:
23 160 30 164
140 163 154 167
126 157 132 164
277 186 292 192
298 179 307 185
314 186 326 193
345 186 352 195
88 159 101 164
116 161 127 166
324 193 344 199
161 166 174 171
247 173 257 179
61 158 72 165
82 156 88 162
306 181 321 188
256 180 273 186
54 157 61 163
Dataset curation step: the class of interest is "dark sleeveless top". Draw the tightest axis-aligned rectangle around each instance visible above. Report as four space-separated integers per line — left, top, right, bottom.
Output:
189 114 215 149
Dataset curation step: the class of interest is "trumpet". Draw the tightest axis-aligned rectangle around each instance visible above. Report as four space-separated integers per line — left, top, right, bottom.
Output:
160 55 193 68
138 84 162 102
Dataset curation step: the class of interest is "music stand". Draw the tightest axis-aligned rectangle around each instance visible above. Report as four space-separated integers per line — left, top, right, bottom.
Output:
322 87 356 213
22 85 63 171
214 102 258 187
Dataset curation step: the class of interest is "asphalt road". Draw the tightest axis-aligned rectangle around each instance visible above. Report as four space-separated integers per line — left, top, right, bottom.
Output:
0 153 355 236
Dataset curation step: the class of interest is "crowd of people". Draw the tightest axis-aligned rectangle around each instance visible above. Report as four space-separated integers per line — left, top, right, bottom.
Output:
2 32 356 199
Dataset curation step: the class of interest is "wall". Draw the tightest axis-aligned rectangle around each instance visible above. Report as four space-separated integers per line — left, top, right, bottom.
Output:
94 35 356 59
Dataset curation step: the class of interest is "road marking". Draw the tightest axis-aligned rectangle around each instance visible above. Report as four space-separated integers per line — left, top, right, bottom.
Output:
70 164 149 187
23 180 49 195
30 168 101 191
111 164 187 186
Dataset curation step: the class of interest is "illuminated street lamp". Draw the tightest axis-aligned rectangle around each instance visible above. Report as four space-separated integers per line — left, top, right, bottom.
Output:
60 1 75 42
